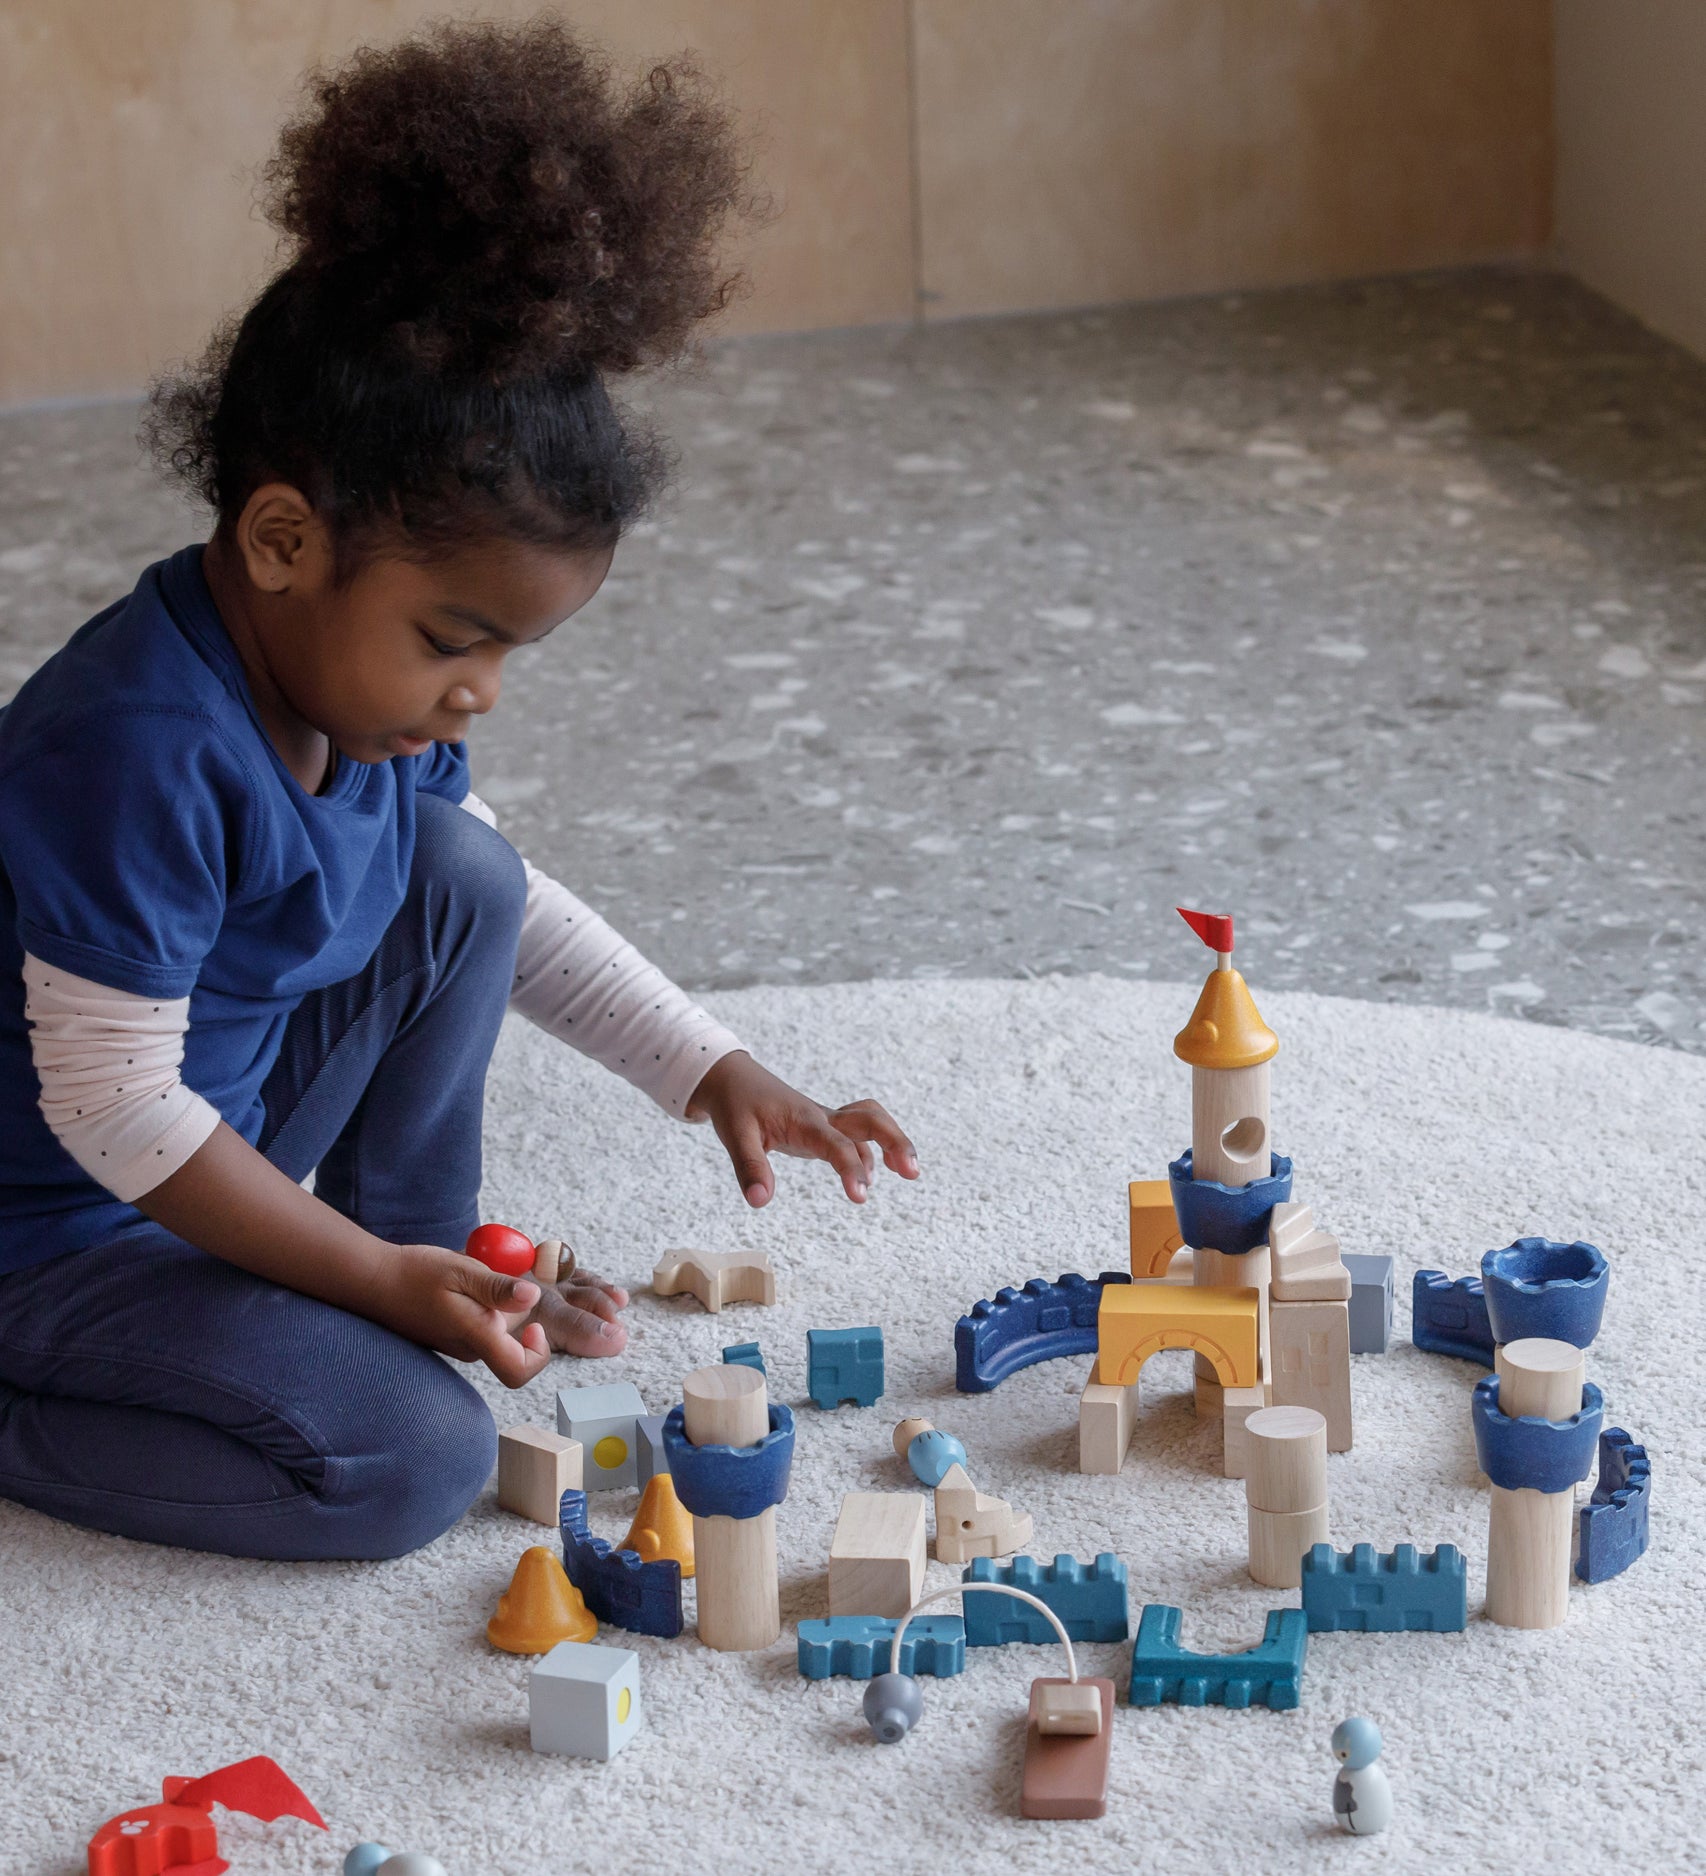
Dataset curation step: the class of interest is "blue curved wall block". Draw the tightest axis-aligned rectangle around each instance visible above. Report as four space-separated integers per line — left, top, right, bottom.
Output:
1168 1150 1294 1255
1577 1428 1652 1583
1481 1238 1609 1348
1411 1269 1495 1363
559 1488 683 1638
954 1271 1131 1392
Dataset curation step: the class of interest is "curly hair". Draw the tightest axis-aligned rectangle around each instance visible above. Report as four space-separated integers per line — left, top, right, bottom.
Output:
144 18 758 573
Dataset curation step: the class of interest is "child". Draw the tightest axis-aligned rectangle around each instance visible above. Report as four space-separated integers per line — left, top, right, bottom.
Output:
0 22 916 1562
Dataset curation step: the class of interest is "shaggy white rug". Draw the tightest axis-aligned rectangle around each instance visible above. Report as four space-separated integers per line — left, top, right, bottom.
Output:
3 978 1695 1876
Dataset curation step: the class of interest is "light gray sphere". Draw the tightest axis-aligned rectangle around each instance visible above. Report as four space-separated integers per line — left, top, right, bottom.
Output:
863 1671 925 1742
377 1856 448 1876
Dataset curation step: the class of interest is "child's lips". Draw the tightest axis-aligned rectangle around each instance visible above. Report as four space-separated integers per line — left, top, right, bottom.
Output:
391 732 434 755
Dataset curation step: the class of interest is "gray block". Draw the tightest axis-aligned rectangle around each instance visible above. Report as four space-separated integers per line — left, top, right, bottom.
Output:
555 1380 648 1490
635 1413 670 1487
1343 1253 1394 1355
530 1640 643 1760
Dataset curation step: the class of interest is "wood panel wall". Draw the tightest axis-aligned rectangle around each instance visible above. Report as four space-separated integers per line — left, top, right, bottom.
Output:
0 0 1551 406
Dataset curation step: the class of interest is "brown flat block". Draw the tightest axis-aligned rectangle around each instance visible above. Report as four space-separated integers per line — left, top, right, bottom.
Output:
1021 1677 1114 1819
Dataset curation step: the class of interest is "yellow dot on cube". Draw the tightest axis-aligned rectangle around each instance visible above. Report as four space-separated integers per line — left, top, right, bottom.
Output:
616 1687 632 1724
593 1434 629 1473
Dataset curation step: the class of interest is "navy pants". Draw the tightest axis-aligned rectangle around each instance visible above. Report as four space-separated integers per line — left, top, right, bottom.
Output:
0 794 526 1560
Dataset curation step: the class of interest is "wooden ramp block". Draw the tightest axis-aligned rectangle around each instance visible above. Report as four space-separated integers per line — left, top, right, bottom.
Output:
1021 1677 1114 1819
933 1464 1032 1564
829 1492 927 1616
498 1427 584 1526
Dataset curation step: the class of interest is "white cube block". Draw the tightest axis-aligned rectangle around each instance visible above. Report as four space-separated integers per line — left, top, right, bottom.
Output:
556 1381 648 1491
530 1641 643 1761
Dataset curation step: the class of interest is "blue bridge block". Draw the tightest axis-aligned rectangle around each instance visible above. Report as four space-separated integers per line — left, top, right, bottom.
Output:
807 1326 884 1409
1343 1253 1394 1355
962 1553 1129 1644
796 1615 966 1680
1411 1269 1495 1363
953 1272 1130 1393
1300 1543 1467 1632
1577 1428 1652 1584
1128 1604 1307 1711
559 1488 684 1638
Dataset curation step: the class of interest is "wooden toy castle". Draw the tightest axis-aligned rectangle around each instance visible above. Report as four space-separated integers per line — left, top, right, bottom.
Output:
1082 908 1354 1478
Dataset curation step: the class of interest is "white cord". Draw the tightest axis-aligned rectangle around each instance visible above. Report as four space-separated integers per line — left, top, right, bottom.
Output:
888 1581 1079 1682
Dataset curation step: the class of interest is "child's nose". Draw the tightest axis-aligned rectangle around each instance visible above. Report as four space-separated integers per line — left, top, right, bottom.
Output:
445 680 496 715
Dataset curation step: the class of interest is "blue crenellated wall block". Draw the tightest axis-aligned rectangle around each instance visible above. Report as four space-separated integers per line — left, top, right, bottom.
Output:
796 1615 966 1680
1411 1269 1495 1363
1577 1428 1651 1584
559 1488 684 1638
806 1326 884 1408
1128 1604 1307 1710
954 1272 1130 1393
722 1341 766 1375
1300 1543 1467 1632
961 1552 1129 1645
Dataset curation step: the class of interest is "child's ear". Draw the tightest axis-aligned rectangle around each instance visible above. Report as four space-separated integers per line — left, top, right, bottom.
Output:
232 483 328 594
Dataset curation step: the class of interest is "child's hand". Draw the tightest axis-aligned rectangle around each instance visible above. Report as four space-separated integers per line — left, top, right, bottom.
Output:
521 1246 632 1358
371 1243 551 1387
685 1050 919 1208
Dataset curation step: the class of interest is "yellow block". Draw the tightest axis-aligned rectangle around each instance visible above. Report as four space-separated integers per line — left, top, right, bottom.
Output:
1096 1282 1260 1389
1129 1179 1184 1279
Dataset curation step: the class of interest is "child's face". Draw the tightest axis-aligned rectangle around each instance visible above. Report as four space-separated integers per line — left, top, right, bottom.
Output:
217 484 614 766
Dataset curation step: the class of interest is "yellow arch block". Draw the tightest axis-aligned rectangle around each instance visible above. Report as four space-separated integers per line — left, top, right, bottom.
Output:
1129 1179 1185 1279
1096 1282 1260 1389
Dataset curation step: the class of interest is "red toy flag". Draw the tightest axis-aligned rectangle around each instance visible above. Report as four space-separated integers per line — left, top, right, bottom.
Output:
1176 907 1234 953
88 1758 324 1876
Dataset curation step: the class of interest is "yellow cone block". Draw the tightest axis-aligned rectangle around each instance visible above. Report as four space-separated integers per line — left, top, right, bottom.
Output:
619 1473 696 1578
488 1545 597 1654
1096 1281 1260 1389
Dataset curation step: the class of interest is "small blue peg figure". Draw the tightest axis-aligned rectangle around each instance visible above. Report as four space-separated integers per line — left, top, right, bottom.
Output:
1330 1716 1392 1837
893 1416 967 1488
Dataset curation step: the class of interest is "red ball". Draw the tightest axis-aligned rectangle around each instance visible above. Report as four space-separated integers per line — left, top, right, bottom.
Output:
464 1223 536 1278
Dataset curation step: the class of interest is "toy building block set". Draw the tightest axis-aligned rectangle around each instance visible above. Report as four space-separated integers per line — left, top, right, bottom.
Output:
98 908 1656 1866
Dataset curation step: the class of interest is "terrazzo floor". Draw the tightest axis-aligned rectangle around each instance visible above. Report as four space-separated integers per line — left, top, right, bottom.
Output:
3 266 1704 1047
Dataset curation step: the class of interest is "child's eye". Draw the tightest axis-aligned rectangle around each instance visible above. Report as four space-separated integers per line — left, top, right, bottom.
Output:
420 628 472 658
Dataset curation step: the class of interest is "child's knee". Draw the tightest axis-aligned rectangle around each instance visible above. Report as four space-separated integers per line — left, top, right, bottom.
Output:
413 791 527 931
346 1358 497 1558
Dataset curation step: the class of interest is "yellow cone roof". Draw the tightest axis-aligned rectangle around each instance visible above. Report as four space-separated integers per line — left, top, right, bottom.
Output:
487 1545 597 1653
1173 965 1278 1069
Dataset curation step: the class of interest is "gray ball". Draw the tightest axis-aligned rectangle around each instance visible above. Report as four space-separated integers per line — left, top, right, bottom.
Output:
863 1671 925 1743
343 1849 392 1876
376 1857 447 1876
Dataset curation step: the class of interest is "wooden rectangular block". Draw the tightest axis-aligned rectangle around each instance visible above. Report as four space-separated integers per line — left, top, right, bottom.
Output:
1221 1383 1267 1479
829 1492 927 1617
1021 1677 1114 1819
499 1426 584 1526
1078 1368 1139 1475
1269 1299 1353 1451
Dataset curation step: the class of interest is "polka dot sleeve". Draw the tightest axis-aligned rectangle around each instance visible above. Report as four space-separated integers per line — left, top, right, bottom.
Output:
20 951 221 1201
462 792 746 1118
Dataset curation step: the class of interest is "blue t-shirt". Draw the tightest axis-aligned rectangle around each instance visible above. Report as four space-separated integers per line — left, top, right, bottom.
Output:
0 545 469 1274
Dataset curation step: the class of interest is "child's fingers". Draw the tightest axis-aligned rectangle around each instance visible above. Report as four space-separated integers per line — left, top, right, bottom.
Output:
480 1315 552 1388
544 1297 630 1358
812 1118 871 1203
457 1263 542 1320
722 1113 775 1208
561 1282 626 1325
564 1273 630 1310
829 1098 920 1178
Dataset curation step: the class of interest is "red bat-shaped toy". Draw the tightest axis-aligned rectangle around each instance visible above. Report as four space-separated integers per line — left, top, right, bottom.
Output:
87 1756 325 1876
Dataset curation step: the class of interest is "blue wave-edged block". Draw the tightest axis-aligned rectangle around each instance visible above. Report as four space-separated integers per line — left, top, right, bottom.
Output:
1128 1604 1307 1710
559 1488 683 1638
796 1615 966 1681
962 1553 1130 1644
722 1341 766 1374
1411 1269 1494 1363
1472 1374 1604 1493
1300 1543 1467 1633
1577 1428 1651 1584
1167 1149 1294 1254
1481 1238 1609 1348
806 1325 885 1408
954 1272 1131 1393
